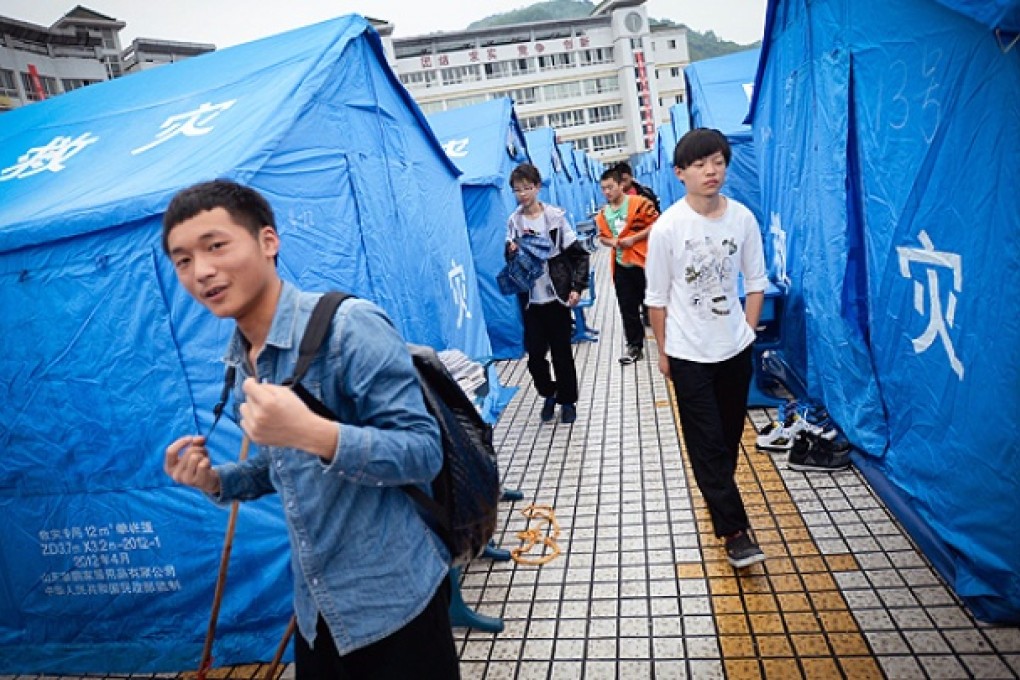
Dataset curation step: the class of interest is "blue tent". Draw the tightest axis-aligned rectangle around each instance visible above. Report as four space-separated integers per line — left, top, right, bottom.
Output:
750 0 1020 622
653 122 684 210
427 98 529 360
571 147 598 221
0 15 490 673
524 127 573 212
685 48 764 224
557 141 588 226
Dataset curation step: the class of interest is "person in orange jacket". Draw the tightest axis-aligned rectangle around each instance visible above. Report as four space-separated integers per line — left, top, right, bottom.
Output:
596 166 660 364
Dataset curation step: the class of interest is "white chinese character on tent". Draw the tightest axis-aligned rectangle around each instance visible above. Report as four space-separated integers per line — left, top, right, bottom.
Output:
0 132 99 181
448 259 472 329
131 100 237 155
896 230 964 380
442 138 470 158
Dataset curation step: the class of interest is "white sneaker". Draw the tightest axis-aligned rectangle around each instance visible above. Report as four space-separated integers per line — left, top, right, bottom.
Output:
756 421 795 452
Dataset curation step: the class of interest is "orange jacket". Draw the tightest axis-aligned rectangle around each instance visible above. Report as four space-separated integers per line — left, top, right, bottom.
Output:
596 195 659 273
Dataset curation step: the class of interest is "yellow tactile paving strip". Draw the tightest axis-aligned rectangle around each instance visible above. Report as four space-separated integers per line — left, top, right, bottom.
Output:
667 389 885 679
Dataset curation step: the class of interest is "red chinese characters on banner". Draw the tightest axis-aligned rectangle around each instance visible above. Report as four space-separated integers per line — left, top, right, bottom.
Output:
421 55 432 68
487 47 498 60
633 51 656 149
439 54 450 66
535 43 545 53
580 36 590 48
517 44 529 56
469 50 480 62
563 39 574 50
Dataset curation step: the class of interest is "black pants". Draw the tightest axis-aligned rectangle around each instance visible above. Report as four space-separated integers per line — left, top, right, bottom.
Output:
294 580 460 679
523 300 578 405
669 346 753 538
613 265 646 349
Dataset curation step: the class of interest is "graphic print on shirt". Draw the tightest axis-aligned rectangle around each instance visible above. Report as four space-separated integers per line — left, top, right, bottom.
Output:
683 236 738 319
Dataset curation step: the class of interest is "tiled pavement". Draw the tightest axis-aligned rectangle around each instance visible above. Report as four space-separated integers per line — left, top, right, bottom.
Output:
6 255 1018 679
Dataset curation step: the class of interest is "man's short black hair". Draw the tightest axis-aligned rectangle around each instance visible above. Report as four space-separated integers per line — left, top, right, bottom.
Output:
600 167 624 184
612 161 633 176
673 128 732 170
162 179 276 254
509 162 542 188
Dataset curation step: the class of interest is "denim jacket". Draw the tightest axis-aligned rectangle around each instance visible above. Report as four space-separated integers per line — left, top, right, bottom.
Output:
214 282 448 654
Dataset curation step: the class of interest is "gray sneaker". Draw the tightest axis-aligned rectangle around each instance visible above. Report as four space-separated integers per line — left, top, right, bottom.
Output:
725 531 766 568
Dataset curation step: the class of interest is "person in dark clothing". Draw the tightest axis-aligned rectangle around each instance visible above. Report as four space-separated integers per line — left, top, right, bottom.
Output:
505 163 590 424
614 161 662 213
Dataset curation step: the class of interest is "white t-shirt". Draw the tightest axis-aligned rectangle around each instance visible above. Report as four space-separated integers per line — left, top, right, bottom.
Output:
506 204 577 305
644 197 768 362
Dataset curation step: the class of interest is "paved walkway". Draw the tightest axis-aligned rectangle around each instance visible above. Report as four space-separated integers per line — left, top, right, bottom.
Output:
7 255 1018 679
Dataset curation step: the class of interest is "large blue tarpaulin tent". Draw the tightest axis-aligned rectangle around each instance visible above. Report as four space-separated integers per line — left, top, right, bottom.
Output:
427 98 529 360
524 127 574 213
0 14 491 673
685 47 764 224
750 0 1020 622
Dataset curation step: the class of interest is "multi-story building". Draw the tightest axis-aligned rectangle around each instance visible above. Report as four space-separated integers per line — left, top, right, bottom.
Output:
122 38 215 74
0 6 213 112
381 0 689 162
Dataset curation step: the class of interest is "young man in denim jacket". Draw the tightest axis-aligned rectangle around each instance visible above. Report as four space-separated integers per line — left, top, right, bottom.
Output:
162 180 459 678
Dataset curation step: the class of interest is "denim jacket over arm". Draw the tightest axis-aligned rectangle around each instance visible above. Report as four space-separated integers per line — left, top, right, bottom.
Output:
214 281 448 655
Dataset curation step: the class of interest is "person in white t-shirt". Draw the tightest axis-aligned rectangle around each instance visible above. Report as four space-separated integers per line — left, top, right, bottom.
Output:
644 128 769 569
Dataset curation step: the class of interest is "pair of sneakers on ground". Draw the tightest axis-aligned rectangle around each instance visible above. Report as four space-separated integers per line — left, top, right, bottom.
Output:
618 344 643 365
541 397 576 424
756 401 852 472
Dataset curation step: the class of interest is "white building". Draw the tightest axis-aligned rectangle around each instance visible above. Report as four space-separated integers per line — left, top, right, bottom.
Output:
122 37 215 74
0 6 213 112
381 0 689 162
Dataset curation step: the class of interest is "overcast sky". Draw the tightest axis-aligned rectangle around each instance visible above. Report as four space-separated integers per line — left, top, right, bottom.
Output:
5 0 767 48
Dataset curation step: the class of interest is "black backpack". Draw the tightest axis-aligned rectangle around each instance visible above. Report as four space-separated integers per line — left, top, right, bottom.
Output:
276 291 501 566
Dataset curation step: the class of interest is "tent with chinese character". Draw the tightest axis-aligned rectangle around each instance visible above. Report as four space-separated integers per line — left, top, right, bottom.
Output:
684 47 763 224
750 0 1020 622
0 14 491 674
426 97 529 360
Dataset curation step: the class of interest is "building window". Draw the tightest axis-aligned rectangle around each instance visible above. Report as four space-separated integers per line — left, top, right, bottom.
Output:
101 29 117 50
19 72 59 100
399 70 438 89
630 38 643 50
440 64 482 86
446 94 488 110
102 56 122 78
671 66 681 78
583 76 619 95
577 47 613 66
586 104 623 124
0 69 18 98
542 80 582 102
489 86 537 105
418 100 446 114
590 132 627 152
484 58 535 79
667 39 677 49
538 52 574 71
61 78 100 92
547 109 585 129
520 114 546 131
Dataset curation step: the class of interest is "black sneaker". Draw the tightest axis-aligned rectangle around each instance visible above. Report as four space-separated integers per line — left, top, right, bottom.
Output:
619 345 644 365
725 530 766 568
561 403 576 424
787 431 852 472
540 397 556 422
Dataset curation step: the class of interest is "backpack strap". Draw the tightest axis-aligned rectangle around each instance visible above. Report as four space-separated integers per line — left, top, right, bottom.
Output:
283 291 354 421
